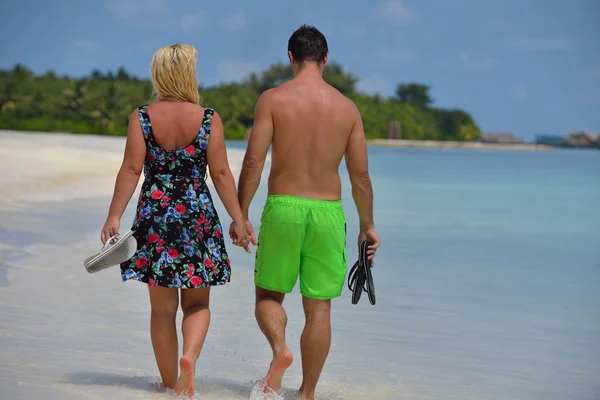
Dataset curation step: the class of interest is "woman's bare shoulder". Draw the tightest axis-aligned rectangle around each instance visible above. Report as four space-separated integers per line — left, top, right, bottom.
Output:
148 101 208 118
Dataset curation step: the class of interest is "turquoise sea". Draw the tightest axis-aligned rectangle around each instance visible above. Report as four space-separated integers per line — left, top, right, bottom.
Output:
1 142 599 399
341 147 600 399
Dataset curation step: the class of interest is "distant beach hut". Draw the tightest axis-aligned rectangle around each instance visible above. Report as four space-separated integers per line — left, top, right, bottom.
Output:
535 135 565 147
566 131 600 148
480 132 524 144
387 121 401 140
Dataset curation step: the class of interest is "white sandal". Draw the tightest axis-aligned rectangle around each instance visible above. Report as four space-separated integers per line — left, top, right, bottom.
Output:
84 230 138 273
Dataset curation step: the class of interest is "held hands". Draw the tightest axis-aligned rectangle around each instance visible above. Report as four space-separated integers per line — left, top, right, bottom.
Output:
358 228 381 266
229 219 257 254
101 216 120 245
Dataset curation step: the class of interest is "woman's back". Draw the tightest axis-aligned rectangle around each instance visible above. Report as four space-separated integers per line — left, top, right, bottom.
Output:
146 102 206 152
140 102 213 180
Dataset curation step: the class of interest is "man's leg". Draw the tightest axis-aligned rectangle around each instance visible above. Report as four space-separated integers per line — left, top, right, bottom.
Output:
298 297 331 400
255 287 294 392
148 286 179 390
254 197 305 391
297 199 346 399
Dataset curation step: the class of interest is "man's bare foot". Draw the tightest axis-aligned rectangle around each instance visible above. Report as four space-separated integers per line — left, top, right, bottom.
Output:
295 389 315 400
155 383 166 393
175 355 195 397
264 348 294 392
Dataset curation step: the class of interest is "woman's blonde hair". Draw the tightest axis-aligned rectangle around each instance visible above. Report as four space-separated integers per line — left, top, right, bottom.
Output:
150 44 200 104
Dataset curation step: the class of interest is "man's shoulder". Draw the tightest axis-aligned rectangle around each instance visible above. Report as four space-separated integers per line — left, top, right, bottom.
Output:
316 82 358 110
256 87 280 108
329 89 360 118
338 91 359 109
256 83 300 112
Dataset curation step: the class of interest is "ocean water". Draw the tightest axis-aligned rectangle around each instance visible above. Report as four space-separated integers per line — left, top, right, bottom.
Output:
1 146 599 399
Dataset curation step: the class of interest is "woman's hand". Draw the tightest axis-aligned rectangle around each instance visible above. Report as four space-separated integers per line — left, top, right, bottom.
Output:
101 216 121 245
229 219 257 254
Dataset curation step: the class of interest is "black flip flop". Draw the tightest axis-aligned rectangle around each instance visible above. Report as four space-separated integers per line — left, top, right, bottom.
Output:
347 241 376 305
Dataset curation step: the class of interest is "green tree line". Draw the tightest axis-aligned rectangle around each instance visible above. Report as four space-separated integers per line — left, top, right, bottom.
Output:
0 63 481 141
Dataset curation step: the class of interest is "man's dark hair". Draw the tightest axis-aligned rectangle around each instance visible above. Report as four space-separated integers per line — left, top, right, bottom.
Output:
288 25 328 64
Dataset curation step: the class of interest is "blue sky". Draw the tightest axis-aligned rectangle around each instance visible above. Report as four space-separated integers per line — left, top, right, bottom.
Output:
1 0 598 139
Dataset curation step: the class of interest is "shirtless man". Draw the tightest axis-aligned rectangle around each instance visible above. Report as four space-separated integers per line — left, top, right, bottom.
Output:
235 25 381 399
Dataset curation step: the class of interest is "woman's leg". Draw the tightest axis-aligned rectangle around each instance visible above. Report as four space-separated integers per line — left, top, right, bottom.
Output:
176 287 211 397
148 286 180 390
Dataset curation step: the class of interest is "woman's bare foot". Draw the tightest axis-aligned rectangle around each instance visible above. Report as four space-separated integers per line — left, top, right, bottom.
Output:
175 355 195 397
264 347 294 392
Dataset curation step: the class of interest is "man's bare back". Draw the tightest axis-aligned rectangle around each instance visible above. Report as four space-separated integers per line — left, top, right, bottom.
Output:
259 73 360 200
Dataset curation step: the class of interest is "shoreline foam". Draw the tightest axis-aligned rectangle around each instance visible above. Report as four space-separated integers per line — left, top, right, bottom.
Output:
368 138 556 151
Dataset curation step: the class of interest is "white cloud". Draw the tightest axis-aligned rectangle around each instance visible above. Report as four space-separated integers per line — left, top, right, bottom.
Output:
74 39 98 51
458 52 495 69
586 64 600 81
107 0 167 19
375 47 414 67
575 90 600 105
181 10 208 32
146 0 168 13
510 37 575 52
509 86 528 100
218 60 261 82
347 26 368 39
357 76 389 96
107 0 135 18
222 12 246 31
375 0 417 25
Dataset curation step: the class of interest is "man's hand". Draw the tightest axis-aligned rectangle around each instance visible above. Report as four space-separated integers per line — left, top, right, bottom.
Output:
229 219 257 253
245 220 257 246
358 228 381 265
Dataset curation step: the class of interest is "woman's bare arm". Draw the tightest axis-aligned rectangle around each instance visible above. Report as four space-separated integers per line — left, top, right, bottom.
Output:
207 111 245 224
101 109 145 243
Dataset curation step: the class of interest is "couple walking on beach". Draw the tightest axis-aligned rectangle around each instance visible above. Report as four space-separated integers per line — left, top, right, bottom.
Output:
100 25 380 399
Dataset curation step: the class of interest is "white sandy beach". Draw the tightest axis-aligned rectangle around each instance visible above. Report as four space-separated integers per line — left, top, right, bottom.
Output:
0 130 250 211
0 131 403 400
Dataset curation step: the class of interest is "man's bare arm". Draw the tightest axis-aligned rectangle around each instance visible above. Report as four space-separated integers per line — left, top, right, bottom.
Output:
238 92 274 218
345 105 381 259
345 107 374 231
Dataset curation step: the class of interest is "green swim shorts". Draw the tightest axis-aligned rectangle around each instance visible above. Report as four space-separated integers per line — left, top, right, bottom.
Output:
254 195 348 300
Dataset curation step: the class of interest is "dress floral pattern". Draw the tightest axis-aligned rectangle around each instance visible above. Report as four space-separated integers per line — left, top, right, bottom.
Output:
120 105 231 288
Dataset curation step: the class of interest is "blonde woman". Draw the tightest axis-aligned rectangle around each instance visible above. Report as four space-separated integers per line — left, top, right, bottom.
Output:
100 44 255 396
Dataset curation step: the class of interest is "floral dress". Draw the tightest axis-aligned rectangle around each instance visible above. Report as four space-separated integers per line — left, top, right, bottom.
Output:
120 105 231 289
